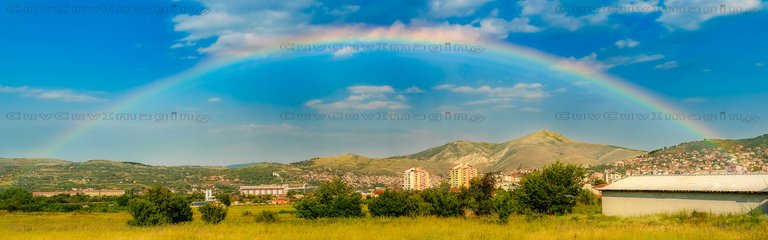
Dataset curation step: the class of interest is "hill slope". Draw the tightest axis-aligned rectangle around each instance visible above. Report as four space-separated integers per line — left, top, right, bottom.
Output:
391 130 646 170
648 134 768 155
0 130 646 191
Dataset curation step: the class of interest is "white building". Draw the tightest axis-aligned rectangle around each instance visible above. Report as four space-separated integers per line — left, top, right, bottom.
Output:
240 184 289 196
204 189 216 202
600 174 768 216
403 167 431 191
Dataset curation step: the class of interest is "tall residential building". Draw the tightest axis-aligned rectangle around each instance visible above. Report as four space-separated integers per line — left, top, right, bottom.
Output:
449 163 478 189
402 167 431 191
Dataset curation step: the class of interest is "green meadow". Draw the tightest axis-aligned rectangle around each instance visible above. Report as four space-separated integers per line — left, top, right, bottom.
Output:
1 205 765 240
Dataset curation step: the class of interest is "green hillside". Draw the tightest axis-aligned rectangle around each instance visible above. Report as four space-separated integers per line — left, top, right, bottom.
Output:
649 134 768 155
0 130 651 192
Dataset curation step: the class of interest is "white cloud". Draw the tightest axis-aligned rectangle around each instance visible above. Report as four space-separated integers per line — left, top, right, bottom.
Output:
348 85 395 94
306 85 410 111
615 39 640 48
427 0 492 18
516 0 759 31
557 53 614 71
170 2 539 58
479 16 542 39
756 63 765 67
518 0 584 31
557 53 665 72
207 97 223 103
655 61 679 69
608 54 665 65
404 86 424 93
435 83 551 106
0 85 105 103
657 0 762 30
332 46 358 59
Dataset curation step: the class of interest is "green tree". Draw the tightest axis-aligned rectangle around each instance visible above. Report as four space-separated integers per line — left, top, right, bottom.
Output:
127 198 170 226
516 161 586 215
199 203 228 224
493 189 520 222
127 186 193 226
462 173 497 215
293 178 363 219
216 193 232 206
0 187 36 212
368 191 410 217
422 184 462 217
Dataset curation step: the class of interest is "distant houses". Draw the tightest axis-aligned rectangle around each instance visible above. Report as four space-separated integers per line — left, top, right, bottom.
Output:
600 174 768 216
449 163 478 189
32 189 125 197
239 184 290 197
239 184 308 197
402 167 431 191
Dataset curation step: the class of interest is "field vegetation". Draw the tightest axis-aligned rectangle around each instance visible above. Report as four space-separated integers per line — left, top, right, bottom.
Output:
0 205 766 240
1 162 766 239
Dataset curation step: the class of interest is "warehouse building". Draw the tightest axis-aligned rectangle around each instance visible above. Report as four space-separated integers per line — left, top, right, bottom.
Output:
600 174 768 217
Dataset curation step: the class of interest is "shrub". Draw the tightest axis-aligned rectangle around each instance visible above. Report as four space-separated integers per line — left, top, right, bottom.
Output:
515 161 586 215
127 186 193 226
368 191 411 217
242 210 253 216
199 203 227 224
127 198 170 226
493 189 520 223
462 174 497 216
0 188 36 212
215 193 232 206
421 185 462 217
293 178 363 219
255 210 278 223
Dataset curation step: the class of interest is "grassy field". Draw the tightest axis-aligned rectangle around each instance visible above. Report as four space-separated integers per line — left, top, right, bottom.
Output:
0 205 766 240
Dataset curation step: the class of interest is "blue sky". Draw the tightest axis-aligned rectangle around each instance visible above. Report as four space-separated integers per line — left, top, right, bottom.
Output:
0 0 766 165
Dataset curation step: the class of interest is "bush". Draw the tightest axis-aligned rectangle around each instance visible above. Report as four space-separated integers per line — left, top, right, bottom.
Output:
368 191 411 217
293 178 363 219
515 161 586 215
215 193 232 206
493 189 520 223
127 186 193 226
461 174 497 216
242 210 253 216
127 199 170 226
0 188 36 212
421 185 462 217
199 203 227 224
255 210 279 223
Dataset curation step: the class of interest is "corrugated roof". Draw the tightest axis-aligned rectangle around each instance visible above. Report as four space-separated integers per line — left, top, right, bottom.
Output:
600 174 768 193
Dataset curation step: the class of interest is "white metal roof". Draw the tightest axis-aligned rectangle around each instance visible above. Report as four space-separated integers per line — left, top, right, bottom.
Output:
600 174 768 193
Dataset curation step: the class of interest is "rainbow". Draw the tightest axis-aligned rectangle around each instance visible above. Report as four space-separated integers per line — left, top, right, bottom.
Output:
41 32 720 155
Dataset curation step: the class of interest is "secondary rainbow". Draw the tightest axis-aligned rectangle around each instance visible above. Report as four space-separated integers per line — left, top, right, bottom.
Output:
41 33 721 155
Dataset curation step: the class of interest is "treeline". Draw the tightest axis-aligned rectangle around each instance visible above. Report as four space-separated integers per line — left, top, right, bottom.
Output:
0 188 138 212
295 162 599 222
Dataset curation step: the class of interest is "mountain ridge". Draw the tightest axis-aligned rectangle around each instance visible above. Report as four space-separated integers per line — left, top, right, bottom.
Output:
8 130 765 192
389 129 645 170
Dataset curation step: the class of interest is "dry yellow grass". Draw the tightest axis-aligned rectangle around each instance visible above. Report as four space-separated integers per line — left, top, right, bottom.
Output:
0 206 765 240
